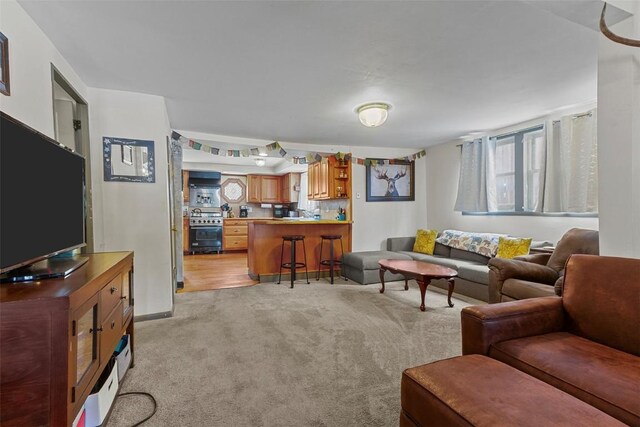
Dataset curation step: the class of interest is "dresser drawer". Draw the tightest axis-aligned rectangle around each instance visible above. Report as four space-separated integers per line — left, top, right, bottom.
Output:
224 236 247 250
225 225 248 236
99 302 123 364
100 274 122 322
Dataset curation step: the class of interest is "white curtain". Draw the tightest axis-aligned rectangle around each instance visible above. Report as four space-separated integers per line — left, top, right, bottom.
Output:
543 109 598 213
454 137 497 212
523 129 546 212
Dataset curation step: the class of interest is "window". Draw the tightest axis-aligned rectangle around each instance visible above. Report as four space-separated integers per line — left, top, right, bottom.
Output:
493 125 544 212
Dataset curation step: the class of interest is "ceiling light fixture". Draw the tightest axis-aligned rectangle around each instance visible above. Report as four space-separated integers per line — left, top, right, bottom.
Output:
357 102 390 128
258 152 269 157
255 158 266 167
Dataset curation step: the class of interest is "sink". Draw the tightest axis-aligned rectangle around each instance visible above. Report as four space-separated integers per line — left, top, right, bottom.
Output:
284 217 317 221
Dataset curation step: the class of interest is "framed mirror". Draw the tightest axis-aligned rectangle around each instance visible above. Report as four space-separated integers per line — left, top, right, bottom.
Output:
103 137 155 183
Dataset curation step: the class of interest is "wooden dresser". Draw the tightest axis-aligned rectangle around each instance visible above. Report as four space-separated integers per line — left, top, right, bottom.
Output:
0 252 134 426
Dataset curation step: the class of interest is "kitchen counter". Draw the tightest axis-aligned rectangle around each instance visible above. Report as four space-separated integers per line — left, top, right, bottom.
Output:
247 221 352 282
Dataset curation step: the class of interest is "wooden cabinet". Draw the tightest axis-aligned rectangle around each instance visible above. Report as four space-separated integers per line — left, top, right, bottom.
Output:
182 170 189 203
281 173 300 203
307 156 351 201
261 176 281 203
183 217 190 254
223 219 249 250
0 252 135 426
247 175 261 203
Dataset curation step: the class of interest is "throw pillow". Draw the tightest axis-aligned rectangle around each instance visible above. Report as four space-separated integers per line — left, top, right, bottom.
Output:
496 237 532 259
413 229 438 254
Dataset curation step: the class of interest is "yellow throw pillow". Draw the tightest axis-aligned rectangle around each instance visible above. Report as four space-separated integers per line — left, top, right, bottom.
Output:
413 229 438 255
496 237 532 259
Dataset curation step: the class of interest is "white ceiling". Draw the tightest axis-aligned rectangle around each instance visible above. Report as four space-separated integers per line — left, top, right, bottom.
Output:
19 0 628 149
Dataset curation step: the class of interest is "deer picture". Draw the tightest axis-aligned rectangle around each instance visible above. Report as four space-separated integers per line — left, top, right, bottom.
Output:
374 165 408 197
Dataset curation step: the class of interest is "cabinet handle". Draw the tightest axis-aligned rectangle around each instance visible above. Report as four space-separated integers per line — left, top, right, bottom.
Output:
90 327 103 333
121 296 128 300
110 286 118 294
111 320 116 329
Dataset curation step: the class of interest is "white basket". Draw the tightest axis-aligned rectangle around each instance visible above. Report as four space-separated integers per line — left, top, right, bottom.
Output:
84 360 119 427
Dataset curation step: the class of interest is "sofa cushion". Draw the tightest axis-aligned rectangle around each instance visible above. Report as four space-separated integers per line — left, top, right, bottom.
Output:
401 354 624 427
450 248 490 264
563 255 640 356
501 278 556 300
433 242 450 257
341 250 412 270
398 252 461 270
457 264 490 285
490 332 640 426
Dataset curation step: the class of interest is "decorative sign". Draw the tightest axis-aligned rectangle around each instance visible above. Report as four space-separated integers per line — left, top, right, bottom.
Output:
103 137 155 183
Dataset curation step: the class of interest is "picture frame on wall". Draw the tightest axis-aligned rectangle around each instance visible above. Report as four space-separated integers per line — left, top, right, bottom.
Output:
0 32 10 96
365 159 415 202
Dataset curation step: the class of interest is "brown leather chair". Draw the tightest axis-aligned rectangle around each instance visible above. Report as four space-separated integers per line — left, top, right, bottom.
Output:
462 254 640 426
488 228 599 303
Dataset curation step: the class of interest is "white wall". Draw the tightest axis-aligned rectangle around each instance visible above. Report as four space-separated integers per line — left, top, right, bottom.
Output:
597 3 640 258
425 117 599 245
89 88 174 316
0 0 87 134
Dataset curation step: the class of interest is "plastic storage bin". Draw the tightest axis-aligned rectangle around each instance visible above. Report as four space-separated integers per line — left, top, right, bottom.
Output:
114 335 132 382
85 358 119 427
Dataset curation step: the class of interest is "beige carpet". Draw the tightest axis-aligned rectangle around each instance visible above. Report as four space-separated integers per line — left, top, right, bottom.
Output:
108 279 481 427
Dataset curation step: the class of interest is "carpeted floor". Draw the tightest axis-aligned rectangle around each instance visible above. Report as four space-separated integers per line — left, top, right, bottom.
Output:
108 279 481 427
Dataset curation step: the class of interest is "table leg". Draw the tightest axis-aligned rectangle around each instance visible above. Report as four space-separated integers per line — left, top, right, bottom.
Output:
417 279 428 312
447 278 455 307
404 279 409 291
379 267 386 293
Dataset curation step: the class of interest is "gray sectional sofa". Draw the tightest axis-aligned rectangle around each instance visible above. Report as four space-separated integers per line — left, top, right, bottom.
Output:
342 236 550 302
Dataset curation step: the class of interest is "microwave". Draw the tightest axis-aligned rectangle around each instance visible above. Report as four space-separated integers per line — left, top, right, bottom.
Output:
273 206 289 218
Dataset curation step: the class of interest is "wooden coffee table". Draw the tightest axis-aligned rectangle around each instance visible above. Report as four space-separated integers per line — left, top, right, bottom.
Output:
378 259 458 311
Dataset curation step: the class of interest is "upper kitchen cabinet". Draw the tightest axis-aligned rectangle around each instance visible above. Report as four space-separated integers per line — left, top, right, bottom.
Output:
247 175 261 203
260 176 281 203
307 156 351 200
281 173 301 203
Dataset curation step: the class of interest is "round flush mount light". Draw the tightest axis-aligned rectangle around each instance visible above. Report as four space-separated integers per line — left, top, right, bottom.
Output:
357 102 390 127
255 158 266 167
258 152 268 157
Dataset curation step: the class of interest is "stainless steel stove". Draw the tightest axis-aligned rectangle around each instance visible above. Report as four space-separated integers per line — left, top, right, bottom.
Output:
189 209 223 253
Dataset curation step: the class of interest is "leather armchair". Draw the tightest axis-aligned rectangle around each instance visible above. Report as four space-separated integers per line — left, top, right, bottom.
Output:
488 228 599 303
462 254 640 425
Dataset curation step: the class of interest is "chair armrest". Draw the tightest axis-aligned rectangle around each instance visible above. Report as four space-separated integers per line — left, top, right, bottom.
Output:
487 258 559 302
488 258 558 284
461 297 564 355
514 253 551 265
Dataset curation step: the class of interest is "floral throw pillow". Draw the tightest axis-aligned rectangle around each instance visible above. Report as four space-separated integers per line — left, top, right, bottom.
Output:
413 229 438 254
496 237 532 259
436 229 504 257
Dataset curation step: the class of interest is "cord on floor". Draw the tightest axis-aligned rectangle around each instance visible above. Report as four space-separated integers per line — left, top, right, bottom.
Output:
116 391 157 426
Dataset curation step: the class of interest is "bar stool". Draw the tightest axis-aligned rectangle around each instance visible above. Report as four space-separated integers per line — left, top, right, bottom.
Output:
278 235 310 288
317 235 347 284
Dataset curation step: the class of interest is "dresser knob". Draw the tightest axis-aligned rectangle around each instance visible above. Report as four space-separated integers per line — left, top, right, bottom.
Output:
110 286 118 294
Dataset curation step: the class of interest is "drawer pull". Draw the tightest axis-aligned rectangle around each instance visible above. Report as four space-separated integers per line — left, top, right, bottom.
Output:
90 327 103 333
111 320 116 329
110 286 118 294
121 296 128 300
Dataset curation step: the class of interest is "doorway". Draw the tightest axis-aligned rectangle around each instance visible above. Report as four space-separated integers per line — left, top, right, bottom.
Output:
51 65 94 252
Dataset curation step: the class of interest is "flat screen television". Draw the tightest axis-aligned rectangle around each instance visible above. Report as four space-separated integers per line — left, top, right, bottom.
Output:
1 111 87 281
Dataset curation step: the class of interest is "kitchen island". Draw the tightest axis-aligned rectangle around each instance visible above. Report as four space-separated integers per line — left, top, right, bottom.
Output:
247 219 352 282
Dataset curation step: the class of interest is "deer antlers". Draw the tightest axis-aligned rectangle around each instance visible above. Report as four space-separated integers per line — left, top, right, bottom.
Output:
374 166 407 181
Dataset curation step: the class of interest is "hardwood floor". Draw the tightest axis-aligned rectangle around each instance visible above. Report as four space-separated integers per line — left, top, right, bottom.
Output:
182 252 258 293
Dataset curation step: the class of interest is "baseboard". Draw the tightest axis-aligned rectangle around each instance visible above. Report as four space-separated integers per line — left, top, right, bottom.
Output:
134 308 174 322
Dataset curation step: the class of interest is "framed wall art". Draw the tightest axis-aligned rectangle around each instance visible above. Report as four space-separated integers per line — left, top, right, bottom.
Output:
365 159 415 202
103 137 155 183
0 32 10 96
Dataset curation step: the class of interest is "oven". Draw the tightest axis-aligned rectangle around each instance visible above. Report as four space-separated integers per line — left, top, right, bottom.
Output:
189 210 223 254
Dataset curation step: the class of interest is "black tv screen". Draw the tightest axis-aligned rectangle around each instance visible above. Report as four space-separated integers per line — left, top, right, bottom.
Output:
1 112 86 273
